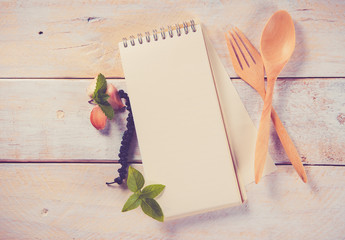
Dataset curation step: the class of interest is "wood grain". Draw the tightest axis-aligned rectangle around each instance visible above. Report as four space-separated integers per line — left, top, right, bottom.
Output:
0 79 141 162
0 1 343 239
0 0 344 78
234 77 345 165
1 79 344 164
0 164 344 240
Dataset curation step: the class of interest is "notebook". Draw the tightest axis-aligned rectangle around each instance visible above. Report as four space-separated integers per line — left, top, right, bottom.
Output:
119 21 276 220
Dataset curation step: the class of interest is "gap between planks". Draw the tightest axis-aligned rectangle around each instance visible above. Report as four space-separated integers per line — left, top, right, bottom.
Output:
0 161 344 167
0 160 139 164
0 76 344 80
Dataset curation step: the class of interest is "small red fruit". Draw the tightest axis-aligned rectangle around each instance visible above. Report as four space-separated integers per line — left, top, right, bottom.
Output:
90 105 107 130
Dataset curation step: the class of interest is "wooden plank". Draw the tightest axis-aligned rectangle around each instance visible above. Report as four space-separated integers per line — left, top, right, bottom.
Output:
0 79 141 162
1 79 344 164
233 78 345 165
0 164 344 240
0 0 344 78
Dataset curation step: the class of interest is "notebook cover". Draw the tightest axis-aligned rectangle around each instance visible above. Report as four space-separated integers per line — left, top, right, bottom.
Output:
119 24 242 220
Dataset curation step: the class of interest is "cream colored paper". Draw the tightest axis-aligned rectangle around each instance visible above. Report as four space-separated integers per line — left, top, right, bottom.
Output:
119 24 277 220
203 30 277 186
119 25 242 220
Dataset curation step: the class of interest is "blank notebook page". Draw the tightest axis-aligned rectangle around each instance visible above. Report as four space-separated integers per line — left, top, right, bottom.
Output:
119 25 242 219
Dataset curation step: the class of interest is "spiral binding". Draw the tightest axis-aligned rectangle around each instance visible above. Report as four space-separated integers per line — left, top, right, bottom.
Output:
122 20 196 48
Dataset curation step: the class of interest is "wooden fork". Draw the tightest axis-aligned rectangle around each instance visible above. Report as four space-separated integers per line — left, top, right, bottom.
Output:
225 27 307 183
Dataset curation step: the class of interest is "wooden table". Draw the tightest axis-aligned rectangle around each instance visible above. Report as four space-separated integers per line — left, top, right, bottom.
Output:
1 1 344 239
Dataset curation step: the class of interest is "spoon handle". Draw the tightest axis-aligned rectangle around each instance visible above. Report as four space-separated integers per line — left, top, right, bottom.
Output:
255 86 307 183
255 77 276 183
271 108 308 183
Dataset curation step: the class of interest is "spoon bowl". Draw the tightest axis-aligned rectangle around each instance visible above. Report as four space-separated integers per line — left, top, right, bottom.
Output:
260 10 296 78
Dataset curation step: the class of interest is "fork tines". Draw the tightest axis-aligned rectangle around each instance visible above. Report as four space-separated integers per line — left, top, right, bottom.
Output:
225 28 260 71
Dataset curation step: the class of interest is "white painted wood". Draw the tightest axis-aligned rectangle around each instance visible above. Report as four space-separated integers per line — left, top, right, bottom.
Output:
0 164 344 240
0 79 141 161
0 79 344 164
0 1 343 239
233 78 345 165
0 0 344 78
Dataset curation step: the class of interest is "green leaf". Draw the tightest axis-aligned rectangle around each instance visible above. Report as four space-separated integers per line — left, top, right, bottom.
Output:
91 73 114 120
93 73 107 96
122 192 142 212
140 184 165 199
93 92 109 105
127 166 145 192
93 93 100 105
140 198 164 222
98 93 110 104
99 103 114 120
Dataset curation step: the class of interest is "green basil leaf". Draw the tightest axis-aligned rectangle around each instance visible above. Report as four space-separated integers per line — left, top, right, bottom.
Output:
91 73 114 120
140 184 165 199
140 198 164 222
94 73 107 96
122 192 142 212
127 166 145 192
97 93 109 105
93 93 99 103
99 103 114 120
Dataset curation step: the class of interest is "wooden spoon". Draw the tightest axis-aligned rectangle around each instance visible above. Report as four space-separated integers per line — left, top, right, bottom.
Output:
255 10 307 183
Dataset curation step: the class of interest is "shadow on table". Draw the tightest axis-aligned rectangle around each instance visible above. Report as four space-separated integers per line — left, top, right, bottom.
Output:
161 202 250 233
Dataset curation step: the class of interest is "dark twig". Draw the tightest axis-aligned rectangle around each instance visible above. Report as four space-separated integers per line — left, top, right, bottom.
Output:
106 90 135 185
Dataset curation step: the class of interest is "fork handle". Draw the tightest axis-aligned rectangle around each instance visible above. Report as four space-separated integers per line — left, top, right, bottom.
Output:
271 108 308 182
255 78 275 183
